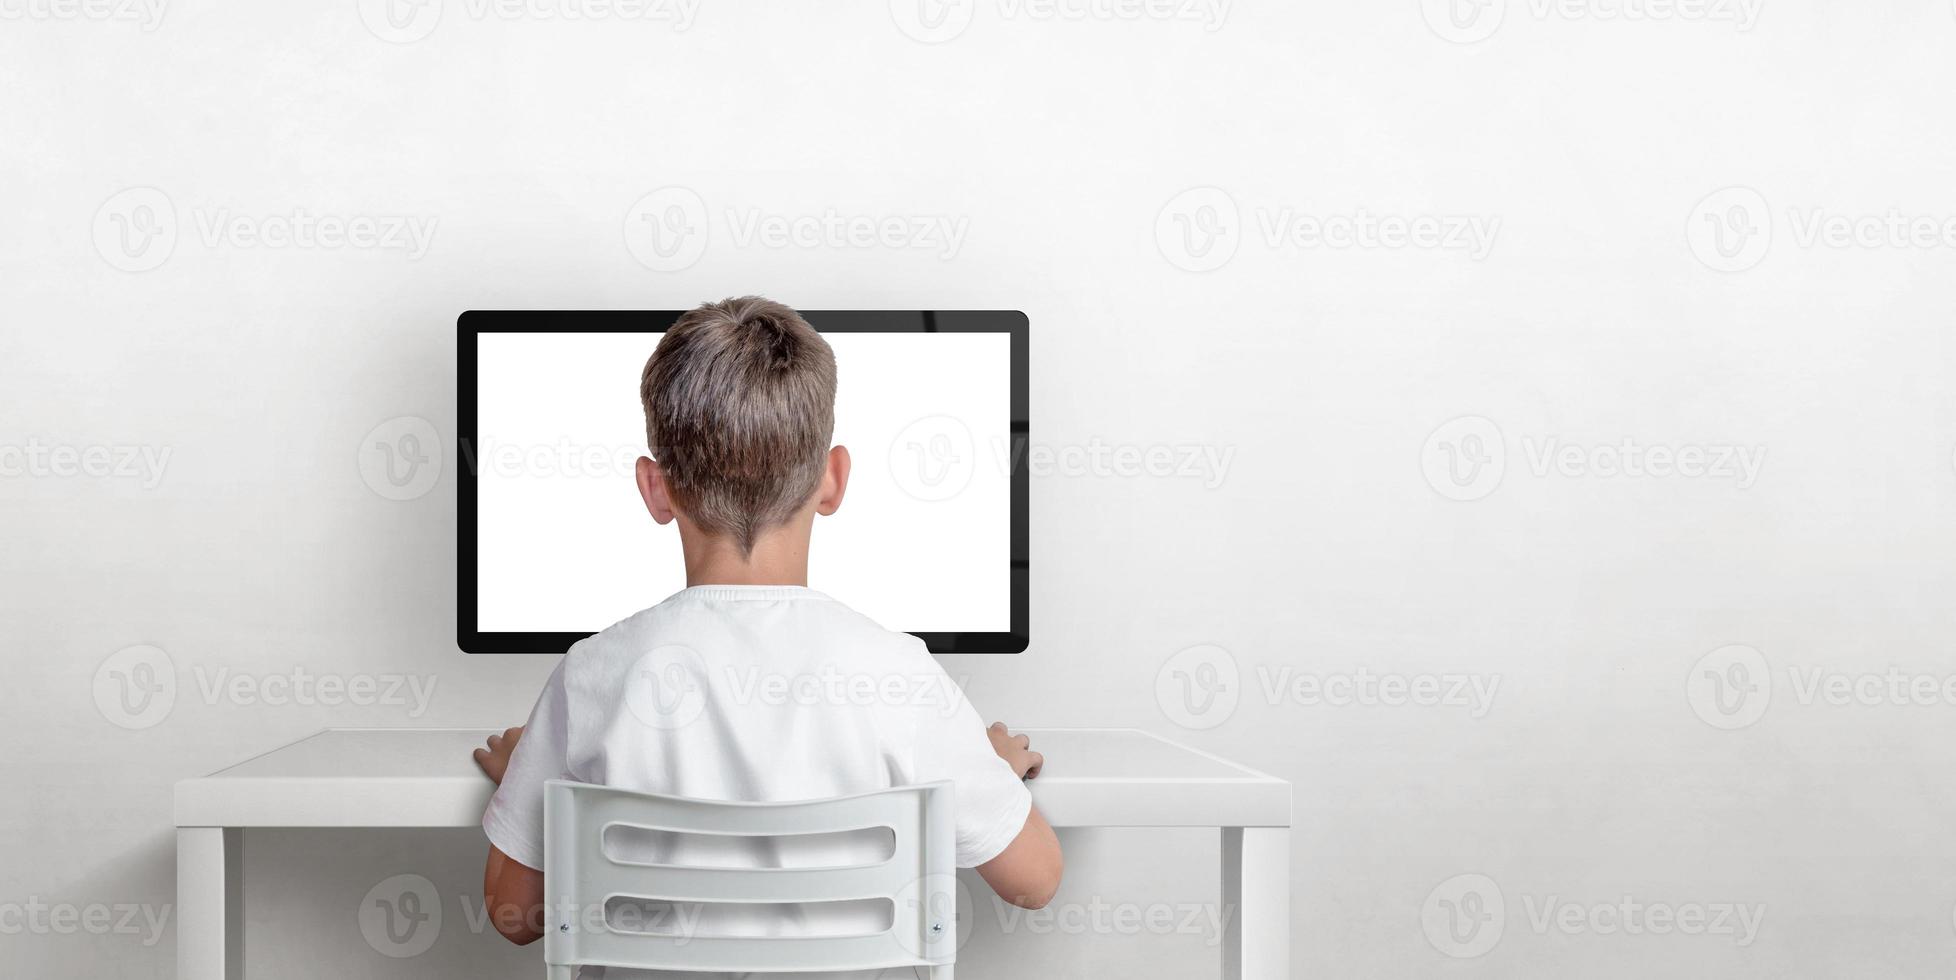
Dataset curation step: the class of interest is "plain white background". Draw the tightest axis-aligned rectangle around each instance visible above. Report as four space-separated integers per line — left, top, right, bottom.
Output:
474 330 1011 635
4 0 1956 977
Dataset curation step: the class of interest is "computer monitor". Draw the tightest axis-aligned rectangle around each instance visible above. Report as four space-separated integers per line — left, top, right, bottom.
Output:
457 311 1028 654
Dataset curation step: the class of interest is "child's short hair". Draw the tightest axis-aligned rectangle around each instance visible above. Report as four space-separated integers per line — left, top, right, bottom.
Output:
640 297 837 553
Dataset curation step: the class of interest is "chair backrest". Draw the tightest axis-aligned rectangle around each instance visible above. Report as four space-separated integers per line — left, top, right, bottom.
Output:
543 779 957 977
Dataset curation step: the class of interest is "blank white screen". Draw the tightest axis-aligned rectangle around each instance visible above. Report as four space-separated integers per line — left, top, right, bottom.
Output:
473 330 1012 635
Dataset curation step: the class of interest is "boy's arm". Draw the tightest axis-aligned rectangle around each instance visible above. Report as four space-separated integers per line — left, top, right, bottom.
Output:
976 805 1063 909
476 727 549 945
482 843 547 945
976 723 1064 909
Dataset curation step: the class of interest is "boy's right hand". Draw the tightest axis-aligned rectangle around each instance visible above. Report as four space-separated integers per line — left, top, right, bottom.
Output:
987 722 1044 780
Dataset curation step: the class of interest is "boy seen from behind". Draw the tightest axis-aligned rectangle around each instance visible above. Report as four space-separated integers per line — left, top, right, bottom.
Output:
471 297 1063 969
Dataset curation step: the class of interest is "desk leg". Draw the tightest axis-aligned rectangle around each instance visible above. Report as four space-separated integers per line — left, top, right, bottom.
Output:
1222 827 1288 980
178 827 243 980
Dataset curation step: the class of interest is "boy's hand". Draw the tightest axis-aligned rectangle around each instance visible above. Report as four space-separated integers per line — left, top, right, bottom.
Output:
987 722 1044 780
473 726 524 786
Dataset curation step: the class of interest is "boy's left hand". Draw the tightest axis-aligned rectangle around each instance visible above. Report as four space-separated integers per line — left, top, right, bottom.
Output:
473 726 524 785
987 722 1044 780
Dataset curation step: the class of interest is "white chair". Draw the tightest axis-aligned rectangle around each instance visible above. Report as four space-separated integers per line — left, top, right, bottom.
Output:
543 779 958 979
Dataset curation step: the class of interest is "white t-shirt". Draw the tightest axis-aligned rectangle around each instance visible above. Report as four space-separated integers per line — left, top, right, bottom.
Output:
482 585 1031 979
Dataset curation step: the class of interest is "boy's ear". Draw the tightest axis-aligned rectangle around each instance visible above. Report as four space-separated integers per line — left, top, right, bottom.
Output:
636 456 677 525
814 446 851 517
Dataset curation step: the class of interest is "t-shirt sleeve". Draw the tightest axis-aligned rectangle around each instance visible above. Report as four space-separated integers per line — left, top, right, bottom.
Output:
480 660 572 871
906 667 1035 868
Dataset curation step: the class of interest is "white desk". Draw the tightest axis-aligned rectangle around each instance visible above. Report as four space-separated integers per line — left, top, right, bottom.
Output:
176 727 1289 979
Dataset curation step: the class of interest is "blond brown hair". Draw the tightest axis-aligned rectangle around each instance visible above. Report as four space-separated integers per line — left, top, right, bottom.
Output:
640 297 836 553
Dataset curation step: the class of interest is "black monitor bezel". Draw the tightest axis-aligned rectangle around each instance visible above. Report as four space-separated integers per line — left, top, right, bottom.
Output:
457 310 1029 655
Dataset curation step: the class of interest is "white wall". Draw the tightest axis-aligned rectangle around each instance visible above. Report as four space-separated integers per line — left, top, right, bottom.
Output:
5 0 1956 976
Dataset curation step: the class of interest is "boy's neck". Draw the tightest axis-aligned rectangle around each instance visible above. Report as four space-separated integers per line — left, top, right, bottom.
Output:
678 516 813 588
